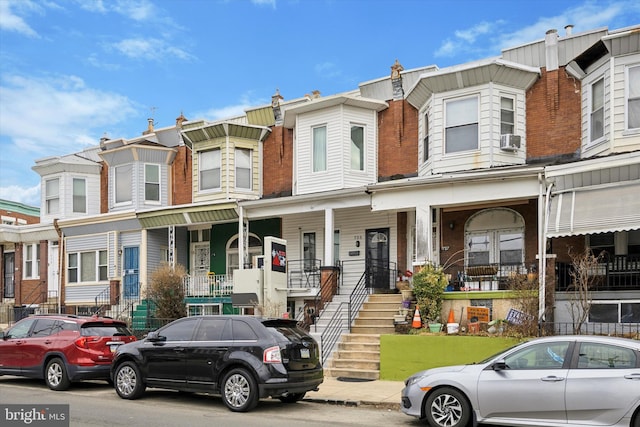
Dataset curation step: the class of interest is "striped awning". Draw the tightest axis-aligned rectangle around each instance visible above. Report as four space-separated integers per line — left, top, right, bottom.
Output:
546 181 640 237
138 203 238 229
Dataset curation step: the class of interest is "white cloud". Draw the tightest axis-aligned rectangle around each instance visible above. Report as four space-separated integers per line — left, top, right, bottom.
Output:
251 0 277 8
0 0 39 37
0 73 138 206
192 93 268 122
315 62 342 79
110 37 195 62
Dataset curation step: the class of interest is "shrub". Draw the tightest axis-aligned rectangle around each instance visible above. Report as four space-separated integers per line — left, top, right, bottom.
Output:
146 263 187 320
412 263 448 323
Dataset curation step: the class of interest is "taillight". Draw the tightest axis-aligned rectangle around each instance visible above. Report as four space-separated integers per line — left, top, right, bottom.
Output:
263 346 282 364
74 336 100 349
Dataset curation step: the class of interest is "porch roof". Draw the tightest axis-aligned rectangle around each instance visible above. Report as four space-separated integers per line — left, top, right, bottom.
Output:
137 202 238 228
546 181 640 237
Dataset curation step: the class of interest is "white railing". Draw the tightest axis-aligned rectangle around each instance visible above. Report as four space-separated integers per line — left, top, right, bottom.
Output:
183 274 233 297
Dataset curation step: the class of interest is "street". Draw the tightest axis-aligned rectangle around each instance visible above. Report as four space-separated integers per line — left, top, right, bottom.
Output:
0 377 415 427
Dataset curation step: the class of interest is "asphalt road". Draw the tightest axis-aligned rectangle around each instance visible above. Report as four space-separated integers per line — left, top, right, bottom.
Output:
0 377 417 427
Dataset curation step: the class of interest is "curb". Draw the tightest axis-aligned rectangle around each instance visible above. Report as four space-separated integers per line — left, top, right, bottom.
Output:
304 397 401 411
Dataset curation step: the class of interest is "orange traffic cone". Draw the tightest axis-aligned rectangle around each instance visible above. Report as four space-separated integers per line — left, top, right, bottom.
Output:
412 305 422 328
447 308 455 324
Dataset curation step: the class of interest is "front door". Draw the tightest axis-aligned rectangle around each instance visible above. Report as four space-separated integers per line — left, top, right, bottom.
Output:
3 252 15 298
365 228 390 291
191 243 210 276
123 247 139 298
47 244 59 298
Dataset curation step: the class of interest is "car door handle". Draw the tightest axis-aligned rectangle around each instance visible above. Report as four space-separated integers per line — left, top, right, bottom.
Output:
541 376 565 382
44 340 53 345
624 373 640 380
173 347 185 352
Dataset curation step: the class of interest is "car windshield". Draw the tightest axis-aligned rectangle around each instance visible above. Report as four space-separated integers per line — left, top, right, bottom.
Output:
81 323 132 336
475 341 527 364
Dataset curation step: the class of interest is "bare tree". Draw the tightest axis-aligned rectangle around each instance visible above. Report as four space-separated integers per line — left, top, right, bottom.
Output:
146 262 187 320
567 248 604 334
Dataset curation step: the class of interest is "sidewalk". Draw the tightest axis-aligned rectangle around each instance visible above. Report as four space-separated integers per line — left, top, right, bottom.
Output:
304 376 404 410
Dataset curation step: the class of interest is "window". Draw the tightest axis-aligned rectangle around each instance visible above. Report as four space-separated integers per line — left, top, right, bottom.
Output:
467 234 491 266
423 112 429 162
73 178 86 213
67 250 108 283
590 301 640 323
504 341 570 370
115 164 132 204
194 317 226 340
144 164 160 202
235 148 252 189
588 232 614 258
199 149 221 191
628 65 640 130
189 304 222 317
312 126 327 172
350 125 364 171
590 78 604 141
500 96 515 135
499 233 523 265
445 96 478 153
334 230 340 266
158 318 198 341
577 342 636 369
45 178 59 215
303 232 316 270
24 243 40 279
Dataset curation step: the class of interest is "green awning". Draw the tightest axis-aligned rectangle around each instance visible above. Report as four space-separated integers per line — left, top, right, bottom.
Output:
138 203 238 228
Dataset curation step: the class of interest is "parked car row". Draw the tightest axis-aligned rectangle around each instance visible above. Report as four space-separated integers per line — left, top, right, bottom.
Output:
0 314 323 413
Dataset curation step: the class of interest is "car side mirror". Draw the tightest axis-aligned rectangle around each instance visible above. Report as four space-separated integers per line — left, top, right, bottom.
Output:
146 331 166 343
492 359 508 371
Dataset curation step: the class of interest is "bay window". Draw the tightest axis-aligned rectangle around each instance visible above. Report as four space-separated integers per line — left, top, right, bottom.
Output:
145 164 160 202
445 96 478 153
235 148 252 189
45 178 59 215
350 125 364 171
590 78 604 141
115 164 133 204
312 126 327 172
73 178 86 213
199 149 221 191
628 65 640 130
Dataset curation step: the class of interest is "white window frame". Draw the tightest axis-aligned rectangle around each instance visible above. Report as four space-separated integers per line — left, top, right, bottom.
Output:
67 250 108 284
72 178 87 213
115 164 133 204
45 178 60 215
590 77 605 143
312 125 327 172
422 111 429 163
445 95 479 154
500 95 515 135
350 124 365 171
144 164 160 202
235 148 252 190
626 65 640 131
23 243 40 279
199 149 221 192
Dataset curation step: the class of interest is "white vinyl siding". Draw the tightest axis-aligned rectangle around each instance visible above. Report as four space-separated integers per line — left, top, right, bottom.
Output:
294 105 378 195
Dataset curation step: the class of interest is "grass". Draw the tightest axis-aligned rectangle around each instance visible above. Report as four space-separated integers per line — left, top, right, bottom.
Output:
380 334 524 381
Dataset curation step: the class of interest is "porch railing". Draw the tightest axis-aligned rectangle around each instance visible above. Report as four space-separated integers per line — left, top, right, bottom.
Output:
556 255 640 291
444 262 534 291
286 259 321 288
183 274 233 297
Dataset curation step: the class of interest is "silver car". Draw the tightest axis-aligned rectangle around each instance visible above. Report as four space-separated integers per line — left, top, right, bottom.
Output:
401 335 640 427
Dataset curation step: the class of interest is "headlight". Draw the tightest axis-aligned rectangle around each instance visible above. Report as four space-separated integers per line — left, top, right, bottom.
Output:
405 375 424 387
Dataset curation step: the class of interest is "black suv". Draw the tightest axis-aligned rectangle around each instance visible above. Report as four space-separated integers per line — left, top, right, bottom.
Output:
0 314 136 390
111 315 323 412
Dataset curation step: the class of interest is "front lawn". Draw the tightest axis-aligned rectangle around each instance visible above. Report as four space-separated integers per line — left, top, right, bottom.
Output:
380 334 524 381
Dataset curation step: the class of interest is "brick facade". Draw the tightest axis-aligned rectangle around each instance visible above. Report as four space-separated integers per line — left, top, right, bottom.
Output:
377 99 419 180
172 145 192 205
262 126 293 198
100 161 109 213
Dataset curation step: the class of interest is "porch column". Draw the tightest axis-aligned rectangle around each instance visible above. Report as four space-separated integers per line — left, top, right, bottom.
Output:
238 206 245 270
140 229 147 295
168 225 175 269
324 208 334 267
414 204 433 266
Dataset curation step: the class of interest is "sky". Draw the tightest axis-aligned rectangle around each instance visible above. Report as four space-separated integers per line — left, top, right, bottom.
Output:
1 0 639 208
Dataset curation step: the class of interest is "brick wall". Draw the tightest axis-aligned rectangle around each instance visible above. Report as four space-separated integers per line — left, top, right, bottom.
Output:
0 209 39 225
526 67 582 161
378 99 418 180
263 126 293 197
100 161 108 213
172 145 192 205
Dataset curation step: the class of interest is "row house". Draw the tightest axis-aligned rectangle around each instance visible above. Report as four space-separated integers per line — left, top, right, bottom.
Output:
1 24 638 332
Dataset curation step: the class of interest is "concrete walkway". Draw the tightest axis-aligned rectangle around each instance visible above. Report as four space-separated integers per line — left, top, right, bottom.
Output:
304 376 404 410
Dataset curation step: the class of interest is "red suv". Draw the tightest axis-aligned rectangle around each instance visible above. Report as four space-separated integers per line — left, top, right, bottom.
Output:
0 314 136 390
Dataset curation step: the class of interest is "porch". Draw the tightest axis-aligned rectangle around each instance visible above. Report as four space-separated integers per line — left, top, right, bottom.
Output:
556 255 640 291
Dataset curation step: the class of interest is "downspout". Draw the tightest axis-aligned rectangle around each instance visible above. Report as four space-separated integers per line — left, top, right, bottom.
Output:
53 219 63 313
540 176 554 321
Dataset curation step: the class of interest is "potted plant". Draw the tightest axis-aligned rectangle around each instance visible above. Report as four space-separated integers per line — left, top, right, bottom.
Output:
411 262 448 332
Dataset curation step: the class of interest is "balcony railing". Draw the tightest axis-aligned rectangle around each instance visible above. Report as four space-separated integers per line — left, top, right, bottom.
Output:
444 262 533 291
556 255 640 291
286 259 321 288
183 274 233 297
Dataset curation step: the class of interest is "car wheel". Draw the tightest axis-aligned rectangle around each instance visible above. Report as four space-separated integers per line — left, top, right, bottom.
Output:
221 368 259 412
114 361 146 400
45 358 71 391
424 387 471 427
277 392 306 403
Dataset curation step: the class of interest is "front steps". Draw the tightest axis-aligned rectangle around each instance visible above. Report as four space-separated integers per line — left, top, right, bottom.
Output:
324 293 402 380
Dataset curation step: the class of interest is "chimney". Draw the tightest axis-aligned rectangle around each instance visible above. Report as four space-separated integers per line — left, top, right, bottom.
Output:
312 90 321 99
391 59 405 100
271 89 284 125
175 112 187 129
143 118 154 135
545 29 559 72
565 24 574 36
99 133 109 150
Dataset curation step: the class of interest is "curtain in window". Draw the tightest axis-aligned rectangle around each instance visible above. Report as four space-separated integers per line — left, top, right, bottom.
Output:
116 164 133 203
46 179 59 214
500 97 515 135
312 127 326 172
81 252 96 282
145 165 160 201
73 178 86 213
350 126 364 170
200 150 220 190
591 79 604 141
235 148 251 189
629 67 640 129
445 97 478 153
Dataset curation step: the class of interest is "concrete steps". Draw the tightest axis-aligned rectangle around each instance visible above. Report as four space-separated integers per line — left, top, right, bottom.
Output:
325 293 403 380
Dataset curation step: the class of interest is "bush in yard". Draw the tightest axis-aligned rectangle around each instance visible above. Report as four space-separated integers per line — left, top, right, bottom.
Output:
146 262 187 320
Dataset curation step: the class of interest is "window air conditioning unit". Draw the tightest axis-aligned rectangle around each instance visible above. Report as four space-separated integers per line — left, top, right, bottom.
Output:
500 134 521 152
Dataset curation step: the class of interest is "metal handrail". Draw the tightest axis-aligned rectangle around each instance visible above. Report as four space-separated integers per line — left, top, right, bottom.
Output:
320 302 349 365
